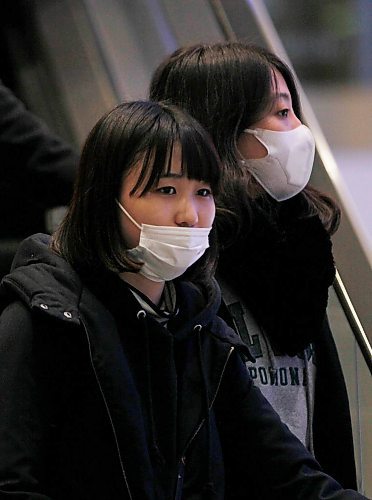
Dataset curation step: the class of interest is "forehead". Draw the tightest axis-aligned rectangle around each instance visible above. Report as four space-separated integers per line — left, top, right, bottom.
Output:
121 144 183 191
271 68 291 100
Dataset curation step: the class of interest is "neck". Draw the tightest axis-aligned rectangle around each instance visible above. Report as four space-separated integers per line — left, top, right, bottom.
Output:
119 271 165 305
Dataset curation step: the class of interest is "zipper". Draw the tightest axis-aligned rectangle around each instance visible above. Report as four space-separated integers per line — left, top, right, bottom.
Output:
174 456 186 500
82 320 133 500
174 346 235 499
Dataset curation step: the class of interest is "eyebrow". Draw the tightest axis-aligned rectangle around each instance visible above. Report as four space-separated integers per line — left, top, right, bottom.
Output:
273 92 291 102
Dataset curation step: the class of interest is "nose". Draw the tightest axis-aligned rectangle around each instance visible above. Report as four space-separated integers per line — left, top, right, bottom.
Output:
291 113 302 130
175 199 199 227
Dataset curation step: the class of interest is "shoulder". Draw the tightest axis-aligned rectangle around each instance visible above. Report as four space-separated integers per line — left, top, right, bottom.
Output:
0 300 34 340
0 299 62 351
0 295 84 386
0 300 41 377
209 314 255 362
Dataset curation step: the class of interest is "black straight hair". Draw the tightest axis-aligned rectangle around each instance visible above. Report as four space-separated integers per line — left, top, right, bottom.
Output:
150 41 340 236
52 101 221 283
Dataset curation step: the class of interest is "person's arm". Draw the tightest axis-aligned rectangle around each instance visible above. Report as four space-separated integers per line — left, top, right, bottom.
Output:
215 350 368 500
0 301 54 499
0 80 78 208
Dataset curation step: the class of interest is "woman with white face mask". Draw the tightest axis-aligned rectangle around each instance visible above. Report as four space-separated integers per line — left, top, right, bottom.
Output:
150 42 357 491
0 100 367 500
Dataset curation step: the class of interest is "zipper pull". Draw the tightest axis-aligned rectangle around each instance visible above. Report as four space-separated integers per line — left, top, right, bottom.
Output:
174 457 186 500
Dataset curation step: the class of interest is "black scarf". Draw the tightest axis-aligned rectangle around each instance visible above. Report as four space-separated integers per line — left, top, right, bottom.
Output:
217 194 336 355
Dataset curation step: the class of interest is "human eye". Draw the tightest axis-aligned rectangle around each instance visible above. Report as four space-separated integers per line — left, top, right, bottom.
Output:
197 187 213 197
156 186 176 195
277 108 289 118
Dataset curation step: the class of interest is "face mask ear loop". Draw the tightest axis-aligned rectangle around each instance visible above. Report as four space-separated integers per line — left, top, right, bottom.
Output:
115 199 142 230
237 129 256 164
239 129 269 165
242 128 269 158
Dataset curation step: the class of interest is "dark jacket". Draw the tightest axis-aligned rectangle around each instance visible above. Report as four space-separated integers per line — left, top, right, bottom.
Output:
0 80 77 238
0 234 366 499
217 194 357 490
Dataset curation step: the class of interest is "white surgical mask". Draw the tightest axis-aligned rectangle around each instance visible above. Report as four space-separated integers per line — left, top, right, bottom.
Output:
240 124 315 201
116 200 211 282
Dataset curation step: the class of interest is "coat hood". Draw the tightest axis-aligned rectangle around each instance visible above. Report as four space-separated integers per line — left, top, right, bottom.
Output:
0 233 81 325
0 233 251 356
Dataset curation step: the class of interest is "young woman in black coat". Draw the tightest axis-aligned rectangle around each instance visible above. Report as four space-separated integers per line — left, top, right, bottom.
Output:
0 100 366 499
149 41 357 490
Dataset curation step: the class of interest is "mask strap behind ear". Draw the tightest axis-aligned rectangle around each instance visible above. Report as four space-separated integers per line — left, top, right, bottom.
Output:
116 199 142 230
243 128 258 135
238 129 261 164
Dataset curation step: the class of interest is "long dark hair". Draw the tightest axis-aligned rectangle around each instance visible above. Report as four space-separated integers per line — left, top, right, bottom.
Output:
52 101 221 284
150 42 340 237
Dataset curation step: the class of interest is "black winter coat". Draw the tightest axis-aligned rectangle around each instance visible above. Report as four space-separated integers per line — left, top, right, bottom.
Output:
217 194 357 490
0 234 366 500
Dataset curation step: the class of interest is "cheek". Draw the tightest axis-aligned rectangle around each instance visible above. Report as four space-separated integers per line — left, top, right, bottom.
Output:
237 134 267 160
203 202 216 228
119 214 140 249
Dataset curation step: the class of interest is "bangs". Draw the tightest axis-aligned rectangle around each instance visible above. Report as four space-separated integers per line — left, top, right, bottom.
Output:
131 109 221 196
179 124 221 192
264 67 281 114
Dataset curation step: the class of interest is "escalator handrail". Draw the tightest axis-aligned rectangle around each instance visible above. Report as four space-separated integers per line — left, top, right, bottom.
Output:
334 270 372 374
